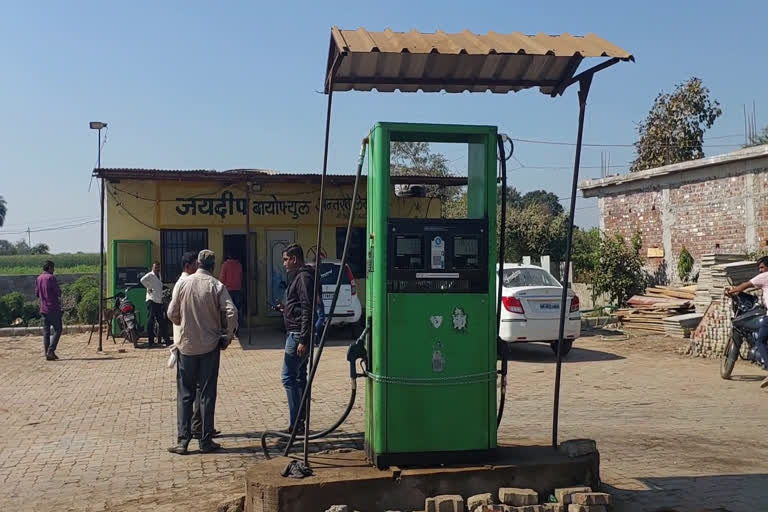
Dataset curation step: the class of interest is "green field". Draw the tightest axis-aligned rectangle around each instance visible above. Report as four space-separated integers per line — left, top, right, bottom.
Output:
0 253 100 276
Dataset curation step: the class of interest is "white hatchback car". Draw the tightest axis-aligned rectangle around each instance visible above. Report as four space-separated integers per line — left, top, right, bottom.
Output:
314 259 363 329
496 263 581 355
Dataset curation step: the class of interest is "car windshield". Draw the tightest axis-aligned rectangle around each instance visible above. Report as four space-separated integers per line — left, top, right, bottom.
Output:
502 268 561 288
318 263 351 286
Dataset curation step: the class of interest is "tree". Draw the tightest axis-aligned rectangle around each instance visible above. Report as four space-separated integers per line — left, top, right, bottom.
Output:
592 232 647 307
0 240 15 256
571 227 601 282
745 125 768 147
30 243 50 255
503 204 568 263
13 240 31 255
390 141 462 218
520 190 564 216
0 196 5 227
497 185 522 210
631 77 722 172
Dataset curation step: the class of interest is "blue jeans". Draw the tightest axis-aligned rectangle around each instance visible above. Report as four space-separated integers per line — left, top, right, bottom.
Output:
755 321 768 368
282 332 308 428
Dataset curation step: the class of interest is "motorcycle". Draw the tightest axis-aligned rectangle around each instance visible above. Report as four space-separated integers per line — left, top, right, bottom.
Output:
720 292 767 379
113 288 139 348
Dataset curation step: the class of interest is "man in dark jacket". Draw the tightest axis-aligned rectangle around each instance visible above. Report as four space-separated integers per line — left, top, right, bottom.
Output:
280 243 314 431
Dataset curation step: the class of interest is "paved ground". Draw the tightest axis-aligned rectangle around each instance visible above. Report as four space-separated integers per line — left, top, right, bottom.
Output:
0 329 766 512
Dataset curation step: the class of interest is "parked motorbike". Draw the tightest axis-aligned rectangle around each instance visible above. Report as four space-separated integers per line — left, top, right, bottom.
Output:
113 289 139 348
720 292 767 379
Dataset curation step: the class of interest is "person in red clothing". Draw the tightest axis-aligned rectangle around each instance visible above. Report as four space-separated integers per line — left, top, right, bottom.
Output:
219 253 243 332
35 260 62 361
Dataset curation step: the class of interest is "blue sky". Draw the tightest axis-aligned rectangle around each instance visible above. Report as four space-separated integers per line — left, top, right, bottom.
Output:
1 1 766 252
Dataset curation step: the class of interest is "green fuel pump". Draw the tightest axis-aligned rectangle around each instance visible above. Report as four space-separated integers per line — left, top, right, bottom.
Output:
364 122 499 467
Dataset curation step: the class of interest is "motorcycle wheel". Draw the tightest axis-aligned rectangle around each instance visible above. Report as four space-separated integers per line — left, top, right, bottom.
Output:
127 328 139 348
720 335 739 379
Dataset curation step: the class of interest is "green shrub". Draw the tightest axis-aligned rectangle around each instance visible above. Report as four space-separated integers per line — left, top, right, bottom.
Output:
0 300 10 327
23 302 40 325
591 232 648 307
677 246 694 283
1 292 25 320
77 289 101 325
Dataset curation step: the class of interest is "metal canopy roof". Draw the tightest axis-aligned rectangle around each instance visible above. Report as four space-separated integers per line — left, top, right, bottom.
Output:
326 27 633 96
93 168 470 186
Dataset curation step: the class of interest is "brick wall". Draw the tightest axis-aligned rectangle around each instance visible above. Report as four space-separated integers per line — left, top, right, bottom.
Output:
596 166 768 283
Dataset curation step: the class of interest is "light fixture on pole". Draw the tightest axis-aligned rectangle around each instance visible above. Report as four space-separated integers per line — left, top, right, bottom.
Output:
90 121 108 353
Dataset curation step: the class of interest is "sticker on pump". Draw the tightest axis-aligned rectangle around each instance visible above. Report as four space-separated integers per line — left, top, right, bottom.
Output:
430 236 445 270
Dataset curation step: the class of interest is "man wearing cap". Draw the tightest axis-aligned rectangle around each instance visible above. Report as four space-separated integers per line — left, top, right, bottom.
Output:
167 250 237 455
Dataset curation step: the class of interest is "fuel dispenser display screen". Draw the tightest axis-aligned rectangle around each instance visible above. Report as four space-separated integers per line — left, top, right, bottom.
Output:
387 218 488 293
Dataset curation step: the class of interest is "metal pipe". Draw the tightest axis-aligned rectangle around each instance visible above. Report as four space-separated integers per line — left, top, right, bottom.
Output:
246 182 252 346
552 76 593 449
303 85 334 466
98 128 104 353
282 136 368 459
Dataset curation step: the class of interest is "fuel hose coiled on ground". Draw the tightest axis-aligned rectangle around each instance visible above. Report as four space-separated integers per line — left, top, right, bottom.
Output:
260 138 368 461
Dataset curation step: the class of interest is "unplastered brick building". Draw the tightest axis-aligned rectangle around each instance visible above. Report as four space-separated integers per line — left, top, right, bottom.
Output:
579 144 768 283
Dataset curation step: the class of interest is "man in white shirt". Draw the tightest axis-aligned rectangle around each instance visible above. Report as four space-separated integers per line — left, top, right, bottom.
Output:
140 261 171 346
167 250 237 454
171 251 221 440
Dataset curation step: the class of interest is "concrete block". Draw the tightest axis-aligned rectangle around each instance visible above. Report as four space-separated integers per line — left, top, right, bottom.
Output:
499 488 538 506
558 440 597 458
467 493 494 510
553 487 592 505
324 507 349 512
511 506 545 512
426 497 437 512
570 493 612 506
567 505 607 512
542 504 566 512
435 494 464 512
476 506 512 512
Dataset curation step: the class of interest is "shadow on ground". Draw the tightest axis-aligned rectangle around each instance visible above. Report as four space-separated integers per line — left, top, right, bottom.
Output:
605 473 768 512
502 341 624 363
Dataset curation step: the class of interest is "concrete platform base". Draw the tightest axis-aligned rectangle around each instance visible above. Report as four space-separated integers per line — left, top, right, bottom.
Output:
245 440 600 512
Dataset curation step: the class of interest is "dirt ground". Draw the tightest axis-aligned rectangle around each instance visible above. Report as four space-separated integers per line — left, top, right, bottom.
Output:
0 329 765 511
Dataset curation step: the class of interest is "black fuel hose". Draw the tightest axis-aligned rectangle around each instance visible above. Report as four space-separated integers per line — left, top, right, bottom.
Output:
260 138 368 461
260 378 358 460
496 134 510 427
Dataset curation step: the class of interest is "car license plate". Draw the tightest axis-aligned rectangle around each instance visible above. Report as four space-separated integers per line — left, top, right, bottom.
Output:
540 303 559 310
322 292 334 300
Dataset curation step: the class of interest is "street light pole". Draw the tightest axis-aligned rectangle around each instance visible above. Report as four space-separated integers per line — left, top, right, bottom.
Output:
90 121 107 353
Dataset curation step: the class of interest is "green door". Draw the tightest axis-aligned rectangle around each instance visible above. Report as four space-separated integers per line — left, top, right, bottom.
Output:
385 293 493 453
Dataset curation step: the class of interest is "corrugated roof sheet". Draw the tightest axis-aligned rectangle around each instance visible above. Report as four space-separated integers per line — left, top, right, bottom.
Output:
326 27 633 95
93 168 469 186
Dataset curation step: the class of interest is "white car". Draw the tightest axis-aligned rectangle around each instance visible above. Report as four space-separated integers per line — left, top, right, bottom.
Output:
314 259 363 329
497 263 581 355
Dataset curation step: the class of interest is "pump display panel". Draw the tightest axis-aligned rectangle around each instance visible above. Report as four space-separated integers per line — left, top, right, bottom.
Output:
387 218 488 293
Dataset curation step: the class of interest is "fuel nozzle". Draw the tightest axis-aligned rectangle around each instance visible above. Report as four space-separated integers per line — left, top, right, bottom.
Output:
346 327 369 379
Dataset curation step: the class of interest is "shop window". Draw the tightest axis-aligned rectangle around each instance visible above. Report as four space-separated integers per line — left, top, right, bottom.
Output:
160 229 208 283
335 227 365 278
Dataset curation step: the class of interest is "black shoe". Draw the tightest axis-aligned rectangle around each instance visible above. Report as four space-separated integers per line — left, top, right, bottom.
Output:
167 443 189 455
46 352 56 361
200 441 222 453
191 429 221 439
52 352 59 360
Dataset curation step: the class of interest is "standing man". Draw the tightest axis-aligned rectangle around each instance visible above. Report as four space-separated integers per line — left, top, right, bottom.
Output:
35 260 61 361
141 261 171 346
170 251 222 440
167 250 237 455
280 243 314 432
219 253 244 333
727 256 768 389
